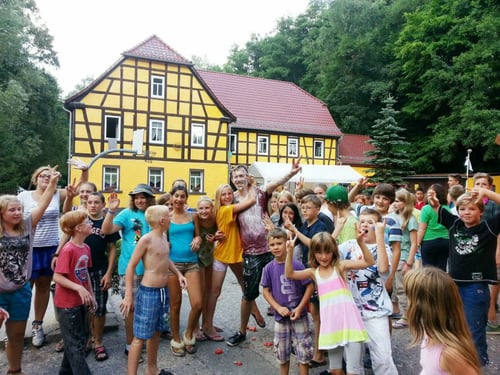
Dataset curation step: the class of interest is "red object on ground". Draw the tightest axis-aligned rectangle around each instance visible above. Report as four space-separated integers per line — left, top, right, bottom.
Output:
215 348 224 355
233 361 243 366
263 341 273 347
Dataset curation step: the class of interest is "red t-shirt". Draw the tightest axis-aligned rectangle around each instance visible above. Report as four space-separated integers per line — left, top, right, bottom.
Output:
54 241 92 308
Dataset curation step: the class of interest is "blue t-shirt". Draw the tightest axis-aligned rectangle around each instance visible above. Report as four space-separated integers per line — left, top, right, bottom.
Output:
299 219 328 266
113 209 150 276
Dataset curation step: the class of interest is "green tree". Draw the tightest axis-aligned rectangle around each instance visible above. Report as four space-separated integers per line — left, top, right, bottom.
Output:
0 0 66 192
395 0 500 172
365 96 413 186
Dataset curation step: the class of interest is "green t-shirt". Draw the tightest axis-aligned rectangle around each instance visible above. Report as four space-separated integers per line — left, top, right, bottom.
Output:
419 205 449 241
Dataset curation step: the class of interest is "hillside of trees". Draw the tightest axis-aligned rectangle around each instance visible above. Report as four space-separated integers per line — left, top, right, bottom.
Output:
1 0 498 193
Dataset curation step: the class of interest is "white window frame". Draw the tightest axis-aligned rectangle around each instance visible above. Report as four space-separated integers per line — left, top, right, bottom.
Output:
258 136 269 155
191 123 205 147
103 166 119 191
314 140 324 159
229 133 237 154
104 115 121 141
149 119 164 144
151 75 165 99
189 170 204 193
148 168 164 192
288 138 299 157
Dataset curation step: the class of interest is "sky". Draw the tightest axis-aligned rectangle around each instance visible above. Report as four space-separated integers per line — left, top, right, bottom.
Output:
35 0 311 96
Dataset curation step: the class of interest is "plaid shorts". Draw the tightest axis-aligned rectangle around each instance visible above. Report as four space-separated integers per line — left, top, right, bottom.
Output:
89 269 108 317
133 285 170 340
273 315 313 365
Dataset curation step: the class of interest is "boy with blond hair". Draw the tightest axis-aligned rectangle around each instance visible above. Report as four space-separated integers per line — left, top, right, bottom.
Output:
120 205 187 375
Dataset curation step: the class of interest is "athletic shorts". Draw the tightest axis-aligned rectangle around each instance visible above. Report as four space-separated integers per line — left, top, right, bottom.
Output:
31 246 57 279
0 282 32 321
89 269 108 317
133 285 170 340
242 252 273 301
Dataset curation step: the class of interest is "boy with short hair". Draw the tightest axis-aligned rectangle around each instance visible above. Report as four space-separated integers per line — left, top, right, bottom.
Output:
120 205 187 375
339 208 398 374
261 228 314 375
85 192 120 361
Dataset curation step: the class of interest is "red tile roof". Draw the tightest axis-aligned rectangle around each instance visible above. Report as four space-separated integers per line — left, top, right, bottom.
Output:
339 134 374 165
123 35 192 65
198 70 341 137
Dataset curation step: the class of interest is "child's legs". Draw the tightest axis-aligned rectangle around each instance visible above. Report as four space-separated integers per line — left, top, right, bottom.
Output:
393 262 407 315
310 300 324 362
184 268 203 338
128 337 145 375
230 262 263 319
327 346 344 374
291 315 313 365
145 332 160 375
344 342 363 375
90 269 108 346
364 318 398 375
31 275 52 322
458 283 490 366
203 261 227 334
57 306 92 375
167 274 183 342
488 262 500 323
120 275 142 346
5 320 27 372
200 264 213 328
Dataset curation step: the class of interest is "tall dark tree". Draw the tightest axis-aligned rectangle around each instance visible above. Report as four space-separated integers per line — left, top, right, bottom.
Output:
365 96 413 186
0 0 66 192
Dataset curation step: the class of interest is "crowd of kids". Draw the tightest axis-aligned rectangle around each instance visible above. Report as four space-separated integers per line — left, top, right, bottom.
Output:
1 159 498 375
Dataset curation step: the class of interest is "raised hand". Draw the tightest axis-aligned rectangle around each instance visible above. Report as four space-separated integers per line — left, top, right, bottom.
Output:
67 157 89 171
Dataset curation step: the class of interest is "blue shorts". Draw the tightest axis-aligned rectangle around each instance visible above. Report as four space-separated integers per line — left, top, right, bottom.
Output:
31 246 57 279
0 282 32 321
133 285 170 340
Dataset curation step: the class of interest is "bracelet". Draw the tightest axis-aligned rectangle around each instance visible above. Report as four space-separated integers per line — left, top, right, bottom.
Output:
107 210 116 215
52 254 59 258
404 261 413 267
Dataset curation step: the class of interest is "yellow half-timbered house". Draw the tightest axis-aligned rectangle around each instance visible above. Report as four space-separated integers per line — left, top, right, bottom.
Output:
64 35 343 206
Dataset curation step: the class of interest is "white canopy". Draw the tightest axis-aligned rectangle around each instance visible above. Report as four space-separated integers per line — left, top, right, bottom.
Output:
248 162 363 185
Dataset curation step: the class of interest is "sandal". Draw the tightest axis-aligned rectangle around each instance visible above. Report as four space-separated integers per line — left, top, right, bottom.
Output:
55 339 64 352
94 345 109 361
392 318 409 329
170 338 185 357
251 313 266 328
183 332 197 354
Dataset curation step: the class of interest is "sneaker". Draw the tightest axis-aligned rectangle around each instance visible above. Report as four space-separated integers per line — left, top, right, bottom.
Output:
226 331 246 347
486 322 500 335
31 322 45 347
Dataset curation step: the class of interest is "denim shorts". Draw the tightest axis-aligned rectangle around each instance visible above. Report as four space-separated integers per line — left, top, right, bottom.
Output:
133 285 170 340
0 282 32 321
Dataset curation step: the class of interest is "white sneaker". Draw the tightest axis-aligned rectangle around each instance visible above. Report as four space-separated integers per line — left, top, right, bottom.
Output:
31 322 45 347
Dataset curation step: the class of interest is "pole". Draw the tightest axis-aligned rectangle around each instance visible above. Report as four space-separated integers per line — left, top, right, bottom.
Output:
465 149 472 191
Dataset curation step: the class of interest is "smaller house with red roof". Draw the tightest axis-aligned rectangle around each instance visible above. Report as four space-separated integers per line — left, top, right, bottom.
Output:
338 134 375 176
64 35 352 204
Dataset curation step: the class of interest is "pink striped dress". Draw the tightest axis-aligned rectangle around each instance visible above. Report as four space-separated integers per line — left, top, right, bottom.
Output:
316 267 368 349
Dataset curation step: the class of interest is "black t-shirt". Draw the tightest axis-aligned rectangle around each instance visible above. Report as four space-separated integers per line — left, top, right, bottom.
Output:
439 207 499 284
85 217 121 272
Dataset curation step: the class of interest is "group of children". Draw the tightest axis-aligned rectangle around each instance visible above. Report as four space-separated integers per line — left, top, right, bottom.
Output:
1 168 498 375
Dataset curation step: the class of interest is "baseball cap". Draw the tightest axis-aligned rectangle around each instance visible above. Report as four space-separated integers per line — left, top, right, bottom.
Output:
129 184 154 197
325 185 348 204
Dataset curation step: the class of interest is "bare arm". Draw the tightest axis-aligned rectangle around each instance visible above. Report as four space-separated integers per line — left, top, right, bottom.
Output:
472 187 500 205
266 157 301 194
263 287 291 320
417 222 427 247
31 167 61 227
102 242 117 291
440 348 480 375
375 221 389 274
233 187 256 214
348 177 369 203
404 229 418 272
101 192 122 234
290 282 314 320
285 235 314 281
62 179 79 213
341 226 375 270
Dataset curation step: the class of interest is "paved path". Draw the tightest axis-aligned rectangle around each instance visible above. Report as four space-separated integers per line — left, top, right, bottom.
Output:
1 271 499 374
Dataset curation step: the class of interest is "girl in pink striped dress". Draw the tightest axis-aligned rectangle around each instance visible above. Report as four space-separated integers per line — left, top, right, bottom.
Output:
286 231 375 375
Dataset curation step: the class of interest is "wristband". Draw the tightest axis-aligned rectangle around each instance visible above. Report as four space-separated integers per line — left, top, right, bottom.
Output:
108 210 116 215
52 254 59 258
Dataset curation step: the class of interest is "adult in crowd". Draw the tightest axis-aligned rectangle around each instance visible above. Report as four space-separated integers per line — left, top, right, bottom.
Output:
226 158 301 347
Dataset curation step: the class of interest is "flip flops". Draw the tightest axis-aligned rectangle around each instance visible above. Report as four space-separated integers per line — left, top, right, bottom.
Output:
203 332 225 342
392 318 409 329
251 313 266 328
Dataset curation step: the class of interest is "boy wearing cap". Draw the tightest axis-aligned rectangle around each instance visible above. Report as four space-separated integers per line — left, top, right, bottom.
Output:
102 184 156 360
325 184 358 245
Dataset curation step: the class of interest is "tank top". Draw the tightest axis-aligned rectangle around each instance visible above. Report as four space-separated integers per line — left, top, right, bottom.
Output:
316 267 368 349
169 215 197 263
420 337 449 375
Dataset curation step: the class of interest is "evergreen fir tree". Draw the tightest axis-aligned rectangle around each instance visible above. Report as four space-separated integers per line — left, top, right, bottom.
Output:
365 95 413 186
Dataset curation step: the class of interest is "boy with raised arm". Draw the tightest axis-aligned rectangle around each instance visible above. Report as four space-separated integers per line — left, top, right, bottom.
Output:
120 205 187 375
